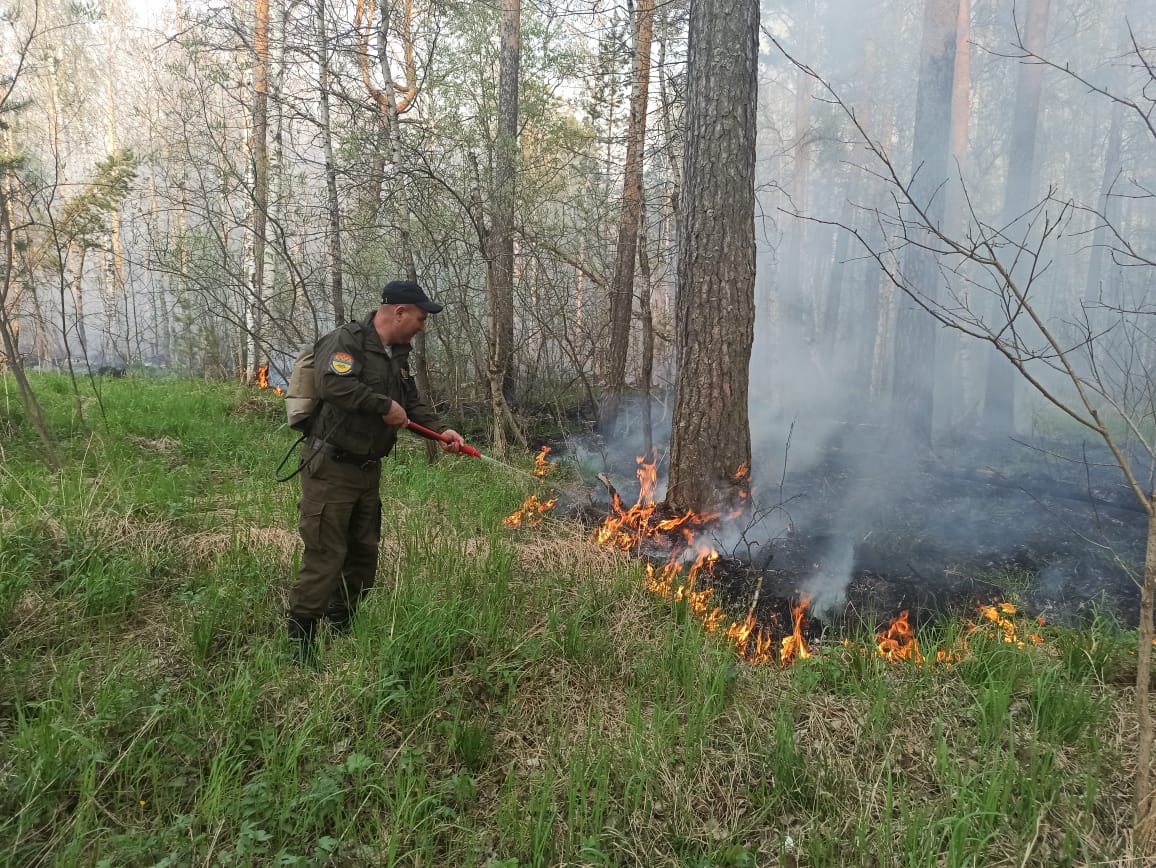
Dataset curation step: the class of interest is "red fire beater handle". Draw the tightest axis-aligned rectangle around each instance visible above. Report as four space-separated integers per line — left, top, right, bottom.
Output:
404 420 482 458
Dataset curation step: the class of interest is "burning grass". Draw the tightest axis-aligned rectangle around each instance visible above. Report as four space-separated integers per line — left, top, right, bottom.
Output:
0 374 1146 865
531 452 1054 673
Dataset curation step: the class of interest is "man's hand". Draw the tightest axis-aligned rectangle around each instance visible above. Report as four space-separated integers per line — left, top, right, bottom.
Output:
440 429 465 454
383 400 408 427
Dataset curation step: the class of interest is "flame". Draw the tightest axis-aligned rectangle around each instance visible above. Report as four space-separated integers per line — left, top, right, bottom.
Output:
587 457 819 666
533 446 555 479
845 600 1048 666
503 494 558 528
727 616 775 665
256 364 269 389
591 455 715 551
273 386 284 397
877 610 923 663
506 456 1048 671
644 549 728 630
976 601 1039 648
779 596 813 665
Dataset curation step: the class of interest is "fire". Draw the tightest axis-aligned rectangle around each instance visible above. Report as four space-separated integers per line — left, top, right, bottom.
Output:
779 597 813 665
533 446 555 479
877 610 923 663
507 452 1053 672
727 616 775 665
975 601 1044 648
250 363 281 395
587 456 816 666
503 494 558 528
845 601 1048 666
644 549 728 631
592 455 714 551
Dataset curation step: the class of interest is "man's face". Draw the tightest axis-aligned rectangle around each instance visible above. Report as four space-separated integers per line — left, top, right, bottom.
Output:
394 304 428 343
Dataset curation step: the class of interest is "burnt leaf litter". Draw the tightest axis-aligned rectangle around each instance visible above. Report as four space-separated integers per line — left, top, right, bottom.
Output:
555 430 1147 648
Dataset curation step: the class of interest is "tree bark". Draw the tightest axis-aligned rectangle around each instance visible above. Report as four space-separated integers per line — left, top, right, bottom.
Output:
639 197 655 456
600 0 655 432
104 10 126 365
666 0 758 513
940 0 975 425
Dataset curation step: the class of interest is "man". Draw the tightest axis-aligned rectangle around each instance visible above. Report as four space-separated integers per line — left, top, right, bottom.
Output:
288 279 465 665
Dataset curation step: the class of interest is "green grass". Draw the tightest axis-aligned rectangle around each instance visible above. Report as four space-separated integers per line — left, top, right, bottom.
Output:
0 373 1144 865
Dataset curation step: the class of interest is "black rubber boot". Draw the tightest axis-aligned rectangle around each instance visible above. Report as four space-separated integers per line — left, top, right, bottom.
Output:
325 591 362 636
288 616 320 668
325 604 354 636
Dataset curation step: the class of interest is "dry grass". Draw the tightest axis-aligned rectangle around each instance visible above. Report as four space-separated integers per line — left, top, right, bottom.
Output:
180 525 301 566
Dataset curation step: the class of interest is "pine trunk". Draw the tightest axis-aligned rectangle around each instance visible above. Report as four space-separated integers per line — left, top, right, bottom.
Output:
666 0 758 513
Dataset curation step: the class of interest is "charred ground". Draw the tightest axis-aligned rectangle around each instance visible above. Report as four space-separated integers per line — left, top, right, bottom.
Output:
560 428 1148 635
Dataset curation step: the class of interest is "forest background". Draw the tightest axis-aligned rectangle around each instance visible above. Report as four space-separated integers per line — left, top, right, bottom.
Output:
5 0 1150 461
5 0 1156 860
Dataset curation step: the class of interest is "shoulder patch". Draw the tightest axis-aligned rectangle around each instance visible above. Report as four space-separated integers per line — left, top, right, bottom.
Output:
329 352 354 375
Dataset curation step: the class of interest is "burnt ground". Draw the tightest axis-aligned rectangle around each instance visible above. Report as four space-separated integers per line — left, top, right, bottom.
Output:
557 431 1150 638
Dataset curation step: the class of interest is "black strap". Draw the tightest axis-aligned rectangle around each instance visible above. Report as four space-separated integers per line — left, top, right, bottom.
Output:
274 433 309 482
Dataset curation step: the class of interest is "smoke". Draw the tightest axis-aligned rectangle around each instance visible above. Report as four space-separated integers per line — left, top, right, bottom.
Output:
725 2 1156 622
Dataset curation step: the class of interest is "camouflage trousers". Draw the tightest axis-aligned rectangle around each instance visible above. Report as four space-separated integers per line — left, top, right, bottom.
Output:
288 447 383 620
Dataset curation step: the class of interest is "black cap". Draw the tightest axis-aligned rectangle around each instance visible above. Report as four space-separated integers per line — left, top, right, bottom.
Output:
381 279 443 313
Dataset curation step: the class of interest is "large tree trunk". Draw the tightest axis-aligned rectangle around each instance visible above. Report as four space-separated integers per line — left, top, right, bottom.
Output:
1083 19 1131 309
890 0 960 447
781 61 815 334
600 0 655 432
1083 102 1123 306
263 0 288 377
981 0 1051 436
666 0 758 513
486 0 521 454
0 126 22 366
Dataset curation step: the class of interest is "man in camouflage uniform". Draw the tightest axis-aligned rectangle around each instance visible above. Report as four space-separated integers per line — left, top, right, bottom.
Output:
288 279 465 665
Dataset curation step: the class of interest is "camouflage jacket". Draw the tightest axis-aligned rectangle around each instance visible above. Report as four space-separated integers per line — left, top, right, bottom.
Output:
310 312 441 459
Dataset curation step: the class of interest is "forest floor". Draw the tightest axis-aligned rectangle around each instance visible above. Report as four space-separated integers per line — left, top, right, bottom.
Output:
0 374 1146 866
